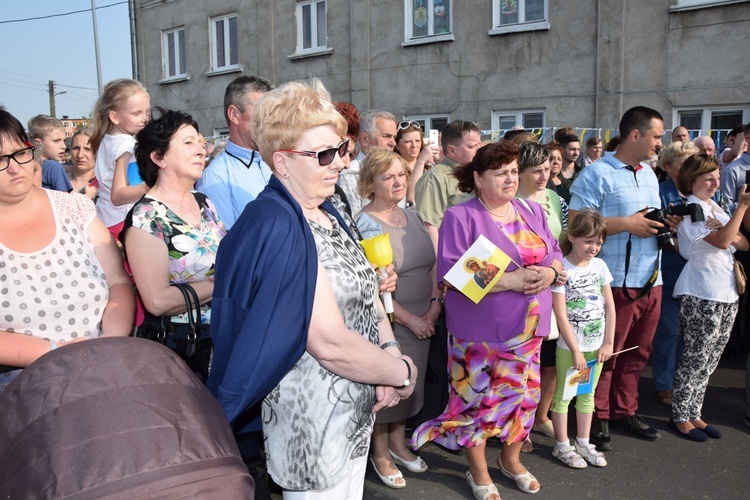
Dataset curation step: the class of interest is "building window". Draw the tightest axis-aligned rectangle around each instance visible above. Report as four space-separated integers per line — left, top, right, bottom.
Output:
491 110 545 139
163 28 186 79
295 1 327 53
405 0 452 42
211 14 238 71
403 115 450 134
490 0 549 35
675 106 748 145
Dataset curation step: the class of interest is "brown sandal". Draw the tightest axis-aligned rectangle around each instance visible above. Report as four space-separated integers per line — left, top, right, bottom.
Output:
656 390 672 406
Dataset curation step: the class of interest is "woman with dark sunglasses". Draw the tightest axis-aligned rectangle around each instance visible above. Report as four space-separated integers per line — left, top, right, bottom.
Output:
207 79 418 499
395 121 439 207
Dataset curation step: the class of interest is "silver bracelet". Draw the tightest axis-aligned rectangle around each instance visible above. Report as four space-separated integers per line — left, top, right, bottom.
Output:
380 341 401 350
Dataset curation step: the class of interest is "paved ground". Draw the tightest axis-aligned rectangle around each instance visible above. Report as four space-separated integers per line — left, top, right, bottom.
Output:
360 356 749 500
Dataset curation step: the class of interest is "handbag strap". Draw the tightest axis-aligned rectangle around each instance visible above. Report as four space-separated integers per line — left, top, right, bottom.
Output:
171 283 202 333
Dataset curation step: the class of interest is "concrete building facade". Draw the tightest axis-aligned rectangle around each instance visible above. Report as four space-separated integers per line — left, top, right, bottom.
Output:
131 0 750 141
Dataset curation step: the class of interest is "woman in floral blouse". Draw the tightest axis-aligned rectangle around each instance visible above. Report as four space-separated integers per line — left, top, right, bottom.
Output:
121 109 225 325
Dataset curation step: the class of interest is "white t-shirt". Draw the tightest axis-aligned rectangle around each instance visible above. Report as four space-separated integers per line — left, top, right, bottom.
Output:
552 256 613 352
94 133 136 227
0 190 109 343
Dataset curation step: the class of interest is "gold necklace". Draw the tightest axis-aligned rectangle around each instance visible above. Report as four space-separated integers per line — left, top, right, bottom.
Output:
151 188 199 218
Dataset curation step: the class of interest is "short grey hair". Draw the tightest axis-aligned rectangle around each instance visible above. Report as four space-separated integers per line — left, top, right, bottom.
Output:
223 75 274 125
518 140 550 172
360 110 396 138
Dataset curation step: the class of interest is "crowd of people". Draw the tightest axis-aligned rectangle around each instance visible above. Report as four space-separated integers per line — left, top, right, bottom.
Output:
1 73 750 500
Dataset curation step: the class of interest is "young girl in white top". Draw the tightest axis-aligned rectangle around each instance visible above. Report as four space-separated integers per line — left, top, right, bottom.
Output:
550 208 615 468
90 79 151 239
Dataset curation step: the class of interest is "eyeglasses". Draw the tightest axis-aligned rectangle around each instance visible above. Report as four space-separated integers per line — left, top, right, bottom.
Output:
398 120 422 131
0 146 35 172
279 139 349 167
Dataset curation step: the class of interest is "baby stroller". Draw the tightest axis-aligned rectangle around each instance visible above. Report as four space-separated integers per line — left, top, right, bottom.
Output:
0 337 254 499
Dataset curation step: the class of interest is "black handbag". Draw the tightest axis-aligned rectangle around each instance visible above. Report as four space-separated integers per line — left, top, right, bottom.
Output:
135 283 213 383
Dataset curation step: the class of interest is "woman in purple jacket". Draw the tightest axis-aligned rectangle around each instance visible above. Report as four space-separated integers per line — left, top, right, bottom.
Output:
411 141 563 499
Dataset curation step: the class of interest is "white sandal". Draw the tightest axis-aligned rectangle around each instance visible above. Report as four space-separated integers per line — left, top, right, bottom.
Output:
466 470 500 500
497 457 540 494
552 445 587 469
389 448 428 473
575 442 608 467
370 457 405 489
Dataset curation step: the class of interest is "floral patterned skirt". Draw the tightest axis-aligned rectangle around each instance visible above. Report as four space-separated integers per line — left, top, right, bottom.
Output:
410 314 542 450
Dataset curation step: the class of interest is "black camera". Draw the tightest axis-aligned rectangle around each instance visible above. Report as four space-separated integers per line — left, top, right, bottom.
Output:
644 203 705 249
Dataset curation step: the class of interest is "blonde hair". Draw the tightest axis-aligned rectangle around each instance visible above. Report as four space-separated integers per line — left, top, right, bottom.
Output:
27 114 63 141
251 78 347 168
659 140 697 170
358 149 408 200
89 78 148 154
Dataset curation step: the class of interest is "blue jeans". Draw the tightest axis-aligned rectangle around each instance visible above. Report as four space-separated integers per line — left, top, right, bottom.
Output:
651 286 683 391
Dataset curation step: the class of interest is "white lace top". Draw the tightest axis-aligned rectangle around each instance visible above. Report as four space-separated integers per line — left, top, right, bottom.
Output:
0 189 109 342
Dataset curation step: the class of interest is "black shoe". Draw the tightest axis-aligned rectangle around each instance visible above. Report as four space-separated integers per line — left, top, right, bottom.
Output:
611 414 661 441
590 419 612 451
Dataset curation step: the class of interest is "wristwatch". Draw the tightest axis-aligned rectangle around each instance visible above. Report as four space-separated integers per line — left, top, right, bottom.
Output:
395 359 412 389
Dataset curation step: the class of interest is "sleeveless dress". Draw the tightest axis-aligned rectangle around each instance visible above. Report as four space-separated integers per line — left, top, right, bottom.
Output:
356 208 435 422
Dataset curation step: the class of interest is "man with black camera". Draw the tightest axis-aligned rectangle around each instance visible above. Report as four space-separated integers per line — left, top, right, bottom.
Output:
569 106 680 451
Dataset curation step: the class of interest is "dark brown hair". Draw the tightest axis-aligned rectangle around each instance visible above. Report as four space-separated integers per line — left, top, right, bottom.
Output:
454 140 518 194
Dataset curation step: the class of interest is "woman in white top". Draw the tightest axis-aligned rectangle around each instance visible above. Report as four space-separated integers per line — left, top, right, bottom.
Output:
0 109 135 392
671 154 750 441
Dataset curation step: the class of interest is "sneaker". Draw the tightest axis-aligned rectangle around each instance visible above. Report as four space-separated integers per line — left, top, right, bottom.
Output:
611 414 661 441
574 442 607 467
590 419 612 451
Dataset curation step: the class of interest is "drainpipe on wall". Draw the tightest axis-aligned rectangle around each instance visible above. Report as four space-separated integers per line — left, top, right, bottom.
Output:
128 0 139 81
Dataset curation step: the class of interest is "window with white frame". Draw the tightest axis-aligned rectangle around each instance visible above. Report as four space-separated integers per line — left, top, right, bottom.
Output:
296 1 327 53
490 0 549 35
405 0 452 41
492 110 545 137
210 14 238 71
163 27 186 79
675 105 748 145
403 115 450 133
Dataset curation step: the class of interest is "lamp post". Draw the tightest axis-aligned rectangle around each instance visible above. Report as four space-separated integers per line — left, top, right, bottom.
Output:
91 0 103 94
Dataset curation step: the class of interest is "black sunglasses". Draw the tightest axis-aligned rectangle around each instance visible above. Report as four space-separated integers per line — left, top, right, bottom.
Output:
279 139 349 167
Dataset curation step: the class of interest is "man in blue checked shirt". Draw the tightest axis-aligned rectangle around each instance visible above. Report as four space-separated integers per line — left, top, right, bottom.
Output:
569 106 680 452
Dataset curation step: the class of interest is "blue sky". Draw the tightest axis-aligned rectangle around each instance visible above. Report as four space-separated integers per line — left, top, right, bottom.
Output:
0 1 133 127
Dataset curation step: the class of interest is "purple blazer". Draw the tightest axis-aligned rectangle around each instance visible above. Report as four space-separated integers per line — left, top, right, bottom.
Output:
438 197 562 343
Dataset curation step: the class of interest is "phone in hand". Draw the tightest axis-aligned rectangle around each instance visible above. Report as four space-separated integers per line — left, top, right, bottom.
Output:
429 129 439 148
745 169 750 189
